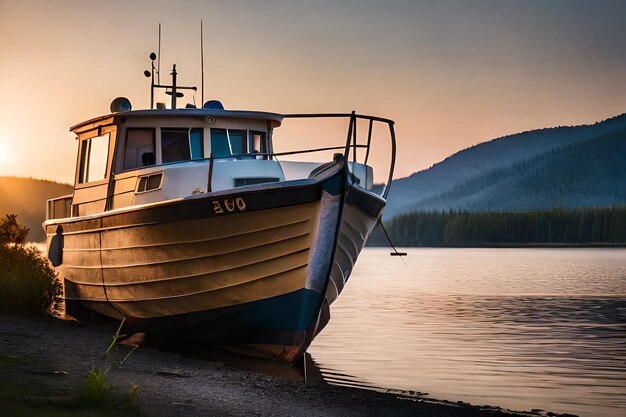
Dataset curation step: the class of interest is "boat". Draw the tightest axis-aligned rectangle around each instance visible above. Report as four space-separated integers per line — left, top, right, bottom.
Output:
44 53 396 363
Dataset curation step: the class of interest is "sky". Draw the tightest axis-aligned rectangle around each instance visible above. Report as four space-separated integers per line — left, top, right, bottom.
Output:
1 0 625 184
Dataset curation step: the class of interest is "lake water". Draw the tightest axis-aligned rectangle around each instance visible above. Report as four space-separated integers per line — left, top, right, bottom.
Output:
308 248 626 417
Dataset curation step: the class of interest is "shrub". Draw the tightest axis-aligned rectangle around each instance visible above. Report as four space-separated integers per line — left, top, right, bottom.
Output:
0 215 62 315
0 214 29 244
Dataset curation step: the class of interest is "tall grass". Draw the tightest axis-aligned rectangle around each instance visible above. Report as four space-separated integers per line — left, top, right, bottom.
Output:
81 367 110 406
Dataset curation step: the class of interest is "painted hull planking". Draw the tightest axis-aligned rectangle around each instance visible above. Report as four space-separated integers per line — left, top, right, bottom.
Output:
59 202 320 318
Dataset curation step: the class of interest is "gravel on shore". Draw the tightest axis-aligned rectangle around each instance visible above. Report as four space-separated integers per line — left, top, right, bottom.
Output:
0 315 568 417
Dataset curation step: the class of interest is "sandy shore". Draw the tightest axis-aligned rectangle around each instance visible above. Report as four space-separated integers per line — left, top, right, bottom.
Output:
0 315 571 417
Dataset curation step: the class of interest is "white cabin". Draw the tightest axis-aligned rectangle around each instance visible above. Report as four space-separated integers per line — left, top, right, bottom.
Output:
47 105 373 220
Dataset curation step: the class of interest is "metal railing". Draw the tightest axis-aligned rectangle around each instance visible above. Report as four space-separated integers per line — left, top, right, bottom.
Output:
281 112 396 199
204 112 396 198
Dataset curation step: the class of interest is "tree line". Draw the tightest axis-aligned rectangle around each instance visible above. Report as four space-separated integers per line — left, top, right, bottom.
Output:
368 206 626 247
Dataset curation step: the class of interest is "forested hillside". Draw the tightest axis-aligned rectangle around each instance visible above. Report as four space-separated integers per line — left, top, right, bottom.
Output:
385 113 626 218
406 129 626 211
0 177 72 242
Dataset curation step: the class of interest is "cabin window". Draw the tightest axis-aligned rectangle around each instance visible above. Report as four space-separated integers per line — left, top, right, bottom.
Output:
161 128 203 163
228 130 246 155
124 128 155 170
249 131 267 154
78 133 110 183
210 129 229 158
190 129 203 159
210 128 253 158
136 173 163 193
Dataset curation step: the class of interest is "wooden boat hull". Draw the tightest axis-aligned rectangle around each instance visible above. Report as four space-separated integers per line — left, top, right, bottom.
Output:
45 166 385 363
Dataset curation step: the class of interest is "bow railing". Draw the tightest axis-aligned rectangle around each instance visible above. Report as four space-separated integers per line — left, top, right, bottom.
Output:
279 112 396 199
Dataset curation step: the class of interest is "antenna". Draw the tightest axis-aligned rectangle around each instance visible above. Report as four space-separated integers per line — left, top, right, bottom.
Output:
143 23 197 110
201 20 204 104
158 23 161 85
144 52 157 109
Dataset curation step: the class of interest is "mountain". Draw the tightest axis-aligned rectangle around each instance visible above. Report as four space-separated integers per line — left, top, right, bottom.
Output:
0 177 73 242
384 113 626 218
409 130 626 211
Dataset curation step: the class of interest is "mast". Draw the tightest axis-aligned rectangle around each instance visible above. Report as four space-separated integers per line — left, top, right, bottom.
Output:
146 58 197 110
170 65 178 109
201 20 205 105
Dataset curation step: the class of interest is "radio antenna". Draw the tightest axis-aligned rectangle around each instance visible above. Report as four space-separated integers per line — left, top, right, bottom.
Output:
200 20 205 105
158 23 161 85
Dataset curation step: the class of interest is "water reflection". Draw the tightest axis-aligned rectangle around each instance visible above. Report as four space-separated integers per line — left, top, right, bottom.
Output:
309 248 626 417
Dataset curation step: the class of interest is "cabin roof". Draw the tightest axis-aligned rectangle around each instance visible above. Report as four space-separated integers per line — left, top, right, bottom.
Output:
70 108 284 133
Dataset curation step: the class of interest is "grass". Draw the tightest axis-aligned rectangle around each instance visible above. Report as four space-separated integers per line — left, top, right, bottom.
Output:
81 367 110 406
0 356 142 417
0 329 142 417
106 318 127 359
127 384 140 403
75 320 141 412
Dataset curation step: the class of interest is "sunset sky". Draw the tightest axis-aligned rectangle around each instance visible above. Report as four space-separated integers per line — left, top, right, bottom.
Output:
1 0 625 184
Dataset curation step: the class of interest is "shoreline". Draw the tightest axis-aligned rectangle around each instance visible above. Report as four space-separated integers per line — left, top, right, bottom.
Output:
0 315 574 417
368 243 626 248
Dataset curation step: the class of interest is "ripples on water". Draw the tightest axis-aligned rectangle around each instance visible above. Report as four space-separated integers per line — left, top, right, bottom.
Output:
308 248 626 417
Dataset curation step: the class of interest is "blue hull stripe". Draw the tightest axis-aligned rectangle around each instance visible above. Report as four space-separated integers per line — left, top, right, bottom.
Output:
133 288 324 347
217 288 323 333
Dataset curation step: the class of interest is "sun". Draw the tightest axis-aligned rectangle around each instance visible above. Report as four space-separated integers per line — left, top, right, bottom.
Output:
0 138 12 166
